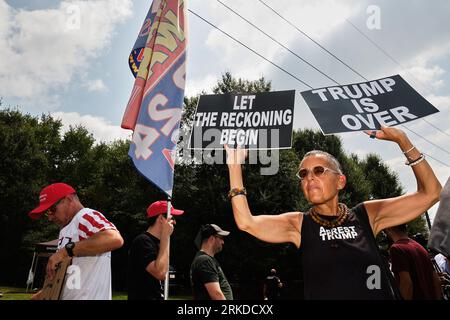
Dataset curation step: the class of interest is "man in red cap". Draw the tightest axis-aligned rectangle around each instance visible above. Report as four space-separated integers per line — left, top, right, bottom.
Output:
29 183 124 300
127 200 184 300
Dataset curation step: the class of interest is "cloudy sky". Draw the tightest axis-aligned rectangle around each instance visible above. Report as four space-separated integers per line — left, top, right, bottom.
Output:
1 0 449 220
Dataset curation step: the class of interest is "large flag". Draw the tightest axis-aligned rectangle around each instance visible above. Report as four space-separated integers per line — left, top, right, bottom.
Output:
122 0 187 197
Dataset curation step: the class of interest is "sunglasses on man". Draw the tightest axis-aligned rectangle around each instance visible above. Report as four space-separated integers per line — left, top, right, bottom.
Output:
44 197 65 217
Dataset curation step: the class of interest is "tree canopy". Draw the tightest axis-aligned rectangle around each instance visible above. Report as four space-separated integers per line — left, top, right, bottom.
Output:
0 74 428 297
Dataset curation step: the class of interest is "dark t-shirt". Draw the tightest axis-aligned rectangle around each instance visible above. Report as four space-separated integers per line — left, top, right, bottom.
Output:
301 203 396 300
264 275 281 299
390 238 438 300
127 232 163 300
190 251 233 300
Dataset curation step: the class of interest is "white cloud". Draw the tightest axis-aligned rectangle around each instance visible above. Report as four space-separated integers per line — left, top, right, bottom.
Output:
427 94 450 112
201 0 360 83
85 79 108 92
278 0 358 40
51 111 131 143
0 0 132 99
185 73 218 96
401 60 445 93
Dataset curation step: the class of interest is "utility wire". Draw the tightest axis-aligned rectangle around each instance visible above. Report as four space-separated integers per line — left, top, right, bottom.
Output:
216 0 340 85
257 0 450 140
188 9 313 89
345 18 450 139
188 8 450 167
401 125 450 157
257 0 369 81
252 0 450 163
421 119 450 138
409 146 450 168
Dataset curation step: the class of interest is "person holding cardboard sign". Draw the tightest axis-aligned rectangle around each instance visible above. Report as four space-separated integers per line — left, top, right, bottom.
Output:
225 126 441 299
29 183 124 300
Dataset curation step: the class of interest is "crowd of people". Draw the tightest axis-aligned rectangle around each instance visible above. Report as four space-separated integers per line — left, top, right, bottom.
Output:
27 127 449 300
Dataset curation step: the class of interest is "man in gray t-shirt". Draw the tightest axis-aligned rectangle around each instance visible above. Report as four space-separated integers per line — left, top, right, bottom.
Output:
190 224 233 300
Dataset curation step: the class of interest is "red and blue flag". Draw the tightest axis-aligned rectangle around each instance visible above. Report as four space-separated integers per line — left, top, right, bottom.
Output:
122 0 187 197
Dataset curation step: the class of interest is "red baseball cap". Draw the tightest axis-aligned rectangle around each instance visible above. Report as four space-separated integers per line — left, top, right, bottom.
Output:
147 201 184 218
29 183 76 219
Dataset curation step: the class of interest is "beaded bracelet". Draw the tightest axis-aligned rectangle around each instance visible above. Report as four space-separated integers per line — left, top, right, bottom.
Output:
405 153 425 166
228 187 247 199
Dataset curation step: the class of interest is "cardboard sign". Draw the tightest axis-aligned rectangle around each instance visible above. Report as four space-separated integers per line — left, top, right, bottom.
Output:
301 75 439 134
41 258 72 300
189 90 295 150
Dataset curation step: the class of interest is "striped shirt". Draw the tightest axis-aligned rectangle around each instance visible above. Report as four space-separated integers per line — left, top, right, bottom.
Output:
57 208 117 300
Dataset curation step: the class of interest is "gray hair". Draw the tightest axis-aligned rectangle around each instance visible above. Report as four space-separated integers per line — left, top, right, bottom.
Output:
301 150 343 174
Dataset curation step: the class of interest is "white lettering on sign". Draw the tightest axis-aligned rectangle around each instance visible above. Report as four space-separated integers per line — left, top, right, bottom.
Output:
351 98 379 113
218 110 292 127
195 112 218 127
311 77 396 102
341 107 417 130
220 129 258 146
233 95 256 110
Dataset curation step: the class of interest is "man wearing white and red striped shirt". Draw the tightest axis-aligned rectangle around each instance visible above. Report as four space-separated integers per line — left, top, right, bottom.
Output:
29 183 124 300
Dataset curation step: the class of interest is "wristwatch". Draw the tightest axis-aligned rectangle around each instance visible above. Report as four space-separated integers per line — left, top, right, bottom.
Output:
65 241 75 257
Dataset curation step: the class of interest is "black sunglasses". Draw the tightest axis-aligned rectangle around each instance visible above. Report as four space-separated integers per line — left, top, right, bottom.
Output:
44 197 65 217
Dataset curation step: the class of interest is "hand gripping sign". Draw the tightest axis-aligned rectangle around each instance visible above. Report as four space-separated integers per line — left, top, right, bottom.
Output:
301 75 439 135
189 90 296 150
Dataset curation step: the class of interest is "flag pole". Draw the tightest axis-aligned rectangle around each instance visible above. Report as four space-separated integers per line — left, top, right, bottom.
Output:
164 197 173 300
424 211 432 231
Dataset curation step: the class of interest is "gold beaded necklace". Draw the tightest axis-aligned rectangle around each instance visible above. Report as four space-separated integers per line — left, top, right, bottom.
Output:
309 203 350 228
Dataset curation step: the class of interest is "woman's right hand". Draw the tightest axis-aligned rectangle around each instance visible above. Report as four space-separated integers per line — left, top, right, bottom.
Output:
224 144 248 167
364 125 408 144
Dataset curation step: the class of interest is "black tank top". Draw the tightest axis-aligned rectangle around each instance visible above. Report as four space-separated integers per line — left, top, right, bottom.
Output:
301 203 396 300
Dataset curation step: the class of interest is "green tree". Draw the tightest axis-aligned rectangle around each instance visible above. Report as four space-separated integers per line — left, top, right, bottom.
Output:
360 154 404 199
161 73 417 297
1 73 419 298
0 109 62 285
212 72 272 94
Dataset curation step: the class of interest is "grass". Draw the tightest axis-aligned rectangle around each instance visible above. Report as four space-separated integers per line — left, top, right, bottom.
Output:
0 287 191 300
0 287 33 300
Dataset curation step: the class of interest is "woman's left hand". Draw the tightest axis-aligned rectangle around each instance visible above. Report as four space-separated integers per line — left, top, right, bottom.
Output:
364 126 407 144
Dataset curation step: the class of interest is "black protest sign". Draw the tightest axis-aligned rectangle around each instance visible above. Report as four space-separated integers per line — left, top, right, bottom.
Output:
300 75 439 135
189 90 295 150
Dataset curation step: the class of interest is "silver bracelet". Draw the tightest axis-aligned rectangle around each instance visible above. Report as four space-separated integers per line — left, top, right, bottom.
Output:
405 154 425 166
402 146 416 155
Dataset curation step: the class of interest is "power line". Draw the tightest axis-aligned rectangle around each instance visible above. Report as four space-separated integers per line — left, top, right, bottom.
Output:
344 18 450 139
421 119 450 138
216 0 340 86
188 8 449 168
401 125 450 156
418 152 450 168
345 18 403 72
256 0 450 141
257 0 369 81
188 9 313 89
252 0 450 163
